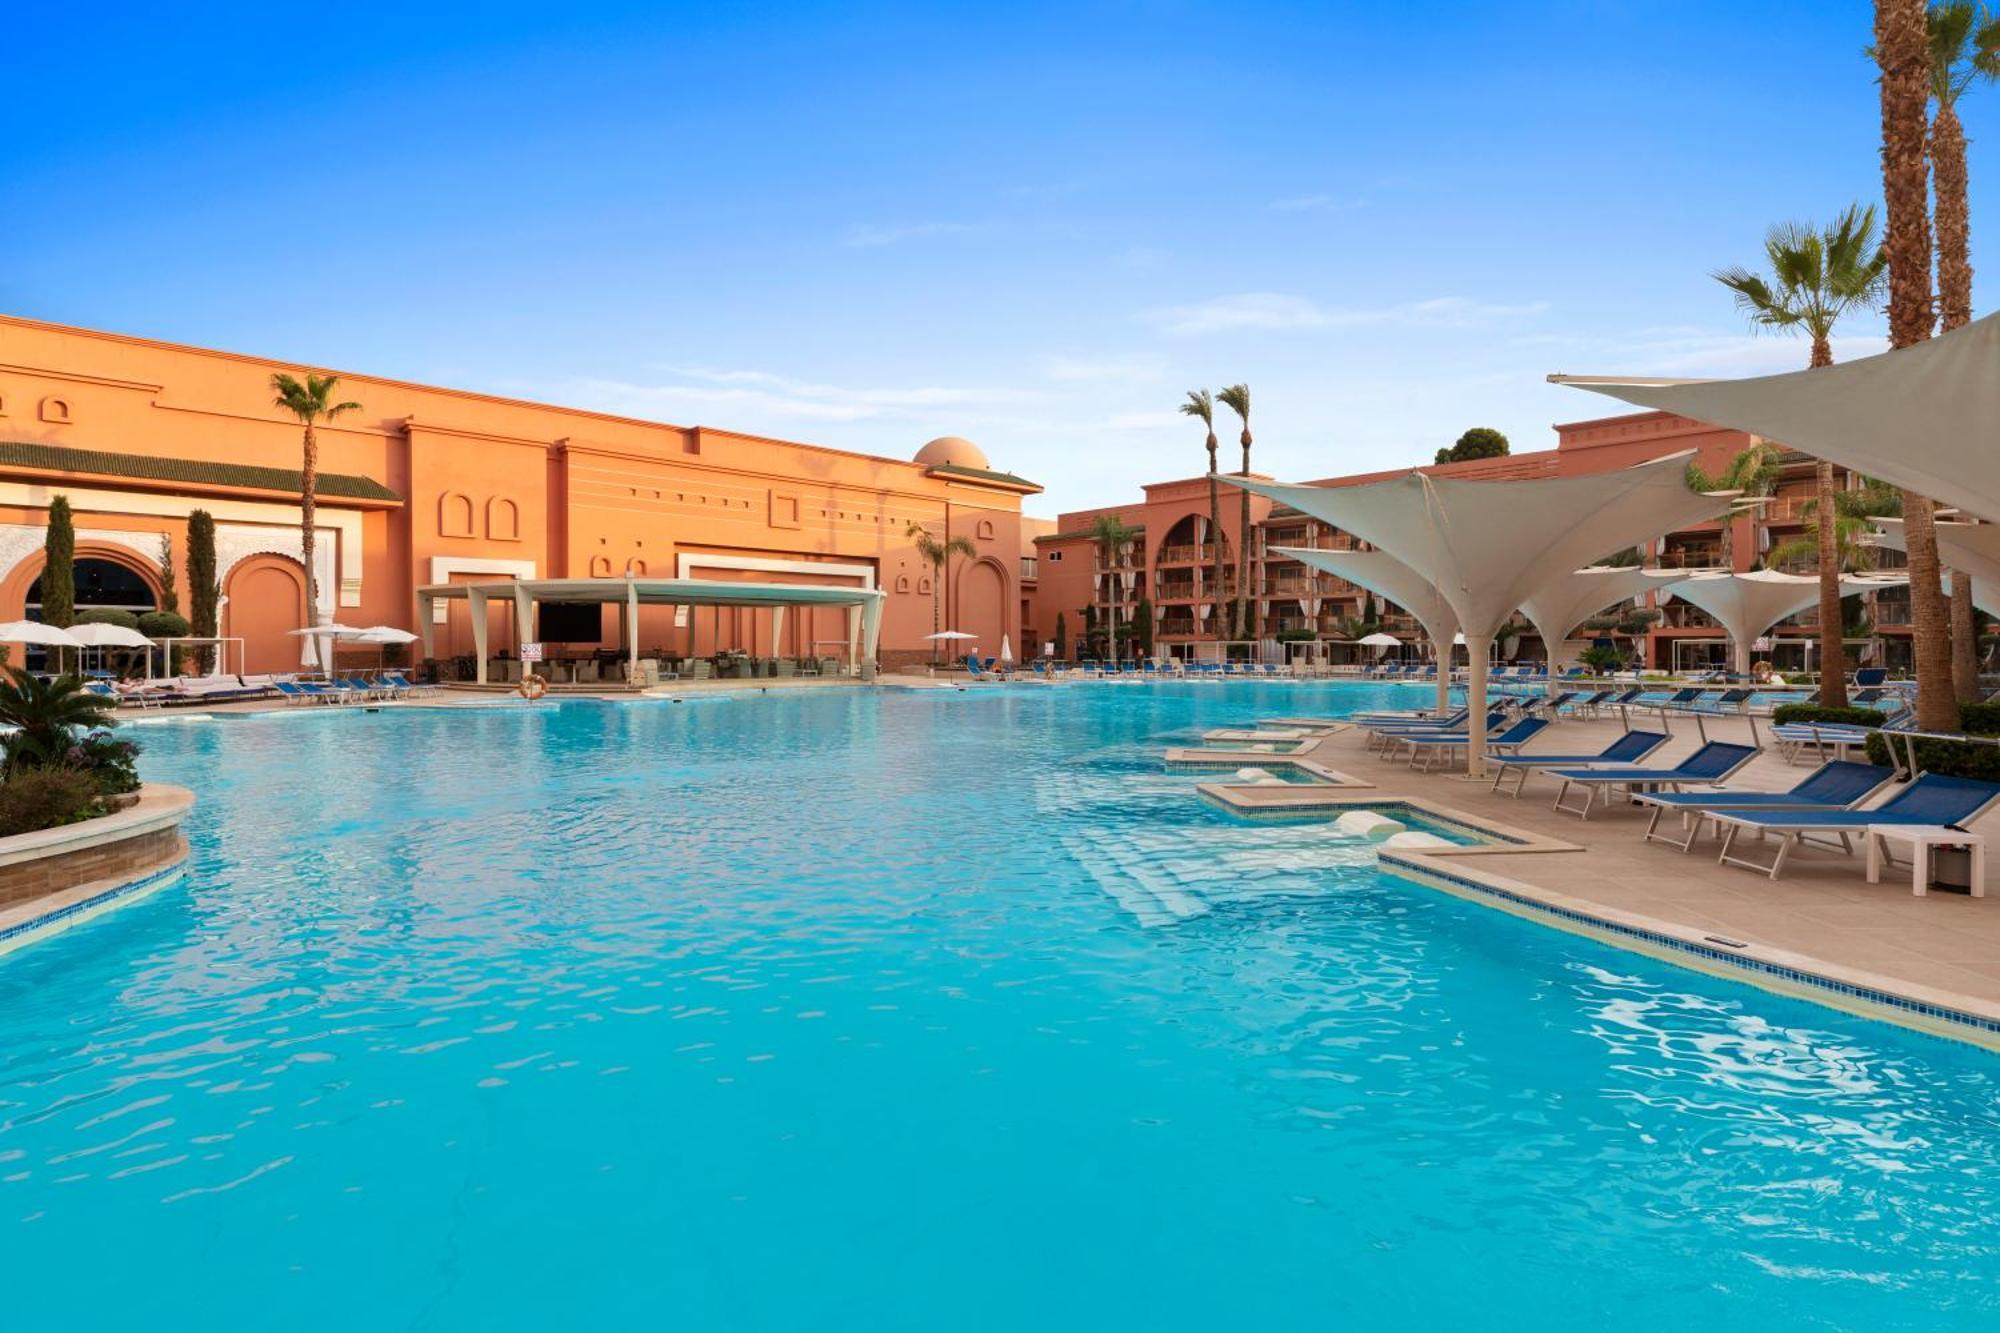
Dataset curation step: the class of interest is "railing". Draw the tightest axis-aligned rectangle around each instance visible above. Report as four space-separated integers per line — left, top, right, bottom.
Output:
1268 616 1313 634
1875 601 1913 626
1262 575 1310 595
1660 605 1721 629
1156 544 1219 565
1657 549 1724 570
1156 582 1198 601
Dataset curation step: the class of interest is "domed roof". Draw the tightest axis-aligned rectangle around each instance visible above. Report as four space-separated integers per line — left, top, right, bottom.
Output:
914 435 990 469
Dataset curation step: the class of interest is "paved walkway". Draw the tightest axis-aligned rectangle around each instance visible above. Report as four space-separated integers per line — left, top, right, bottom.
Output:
1203 709 2000 1036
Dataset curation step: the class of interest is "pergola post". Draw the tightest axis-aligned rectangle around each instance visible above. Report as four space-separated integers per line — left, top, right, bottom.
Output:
626 580 640 684
469 588 491 684
846 607 862 677
859 595 883 681
771 605 786 661
512 582 534 664
418 589 437 662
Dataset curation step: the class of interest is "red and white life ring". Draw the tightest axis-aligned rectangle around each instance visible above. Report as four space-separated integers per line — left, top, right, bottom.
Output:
518 673 549 701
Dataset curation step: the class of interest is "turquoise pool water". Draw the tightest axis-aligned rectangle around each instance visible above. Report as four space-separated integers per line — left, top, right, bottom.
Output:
2 681 1995 1329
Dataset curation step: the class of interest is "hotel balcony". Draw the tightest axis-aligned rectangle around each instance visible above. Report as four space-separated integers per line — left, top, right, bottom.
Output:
1019 557 1038 582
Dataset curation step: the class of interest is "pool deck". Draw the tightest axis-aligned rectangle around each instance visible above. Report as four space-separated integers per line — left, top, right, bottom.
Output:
1192 710 2000 1044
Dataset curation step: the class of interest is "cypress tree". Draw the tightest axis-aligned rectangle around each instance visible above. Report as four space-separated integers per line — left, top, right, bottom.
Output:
157 534 180 614
188 511 219 672
42 496 75 628
1053 612 1068 661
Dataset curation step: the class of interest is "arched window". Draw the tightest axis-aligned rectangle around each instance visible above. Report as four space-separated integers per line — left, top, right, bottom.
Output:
439 492 475 538
28 557 155 615
486 497 521 541
39 396 71 424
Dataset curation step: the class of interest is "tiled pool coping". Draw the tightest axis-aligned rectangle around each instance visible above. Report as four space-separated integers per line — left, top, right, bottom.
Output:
0 856 189 956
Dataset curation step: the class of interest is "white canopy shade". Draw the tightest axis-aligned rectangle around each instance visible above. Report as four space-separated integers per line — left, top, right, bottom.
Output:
1517 566 1696 684
1236 454 1725 774
66 623 154 648
1871 519 2000 615
1274 548 1460 712
1554 312 2000 523
288 623 361 637
0 620 86 648
924 630 977 641
348 625 420 645
1356 632 1404 647
999 634 1013 662
1668 569 1905 673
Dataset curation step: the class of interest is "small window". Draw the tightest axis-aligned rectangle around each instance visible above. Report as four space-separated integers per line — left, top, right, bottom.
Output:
39 396 71 424
1048 550 1062 562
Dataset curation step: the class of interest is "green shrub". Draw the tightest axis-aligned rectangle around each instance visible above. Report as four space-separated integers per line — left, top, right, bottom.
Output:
1865 732 2000 780
0 767 103 837
1957 702 2000 735
1772 704 1885 728
136 610 191 639
74 607 141 629
69 731 140 796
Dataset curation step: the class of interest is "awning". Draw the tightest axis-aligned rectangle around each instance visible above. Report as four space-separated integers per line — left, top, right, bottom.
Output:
1517 566 1696 683
1872 519 2000 614
1273 547 1459 712
1552 311 2000 522
1667 569 1905 672
1229 455 1725 774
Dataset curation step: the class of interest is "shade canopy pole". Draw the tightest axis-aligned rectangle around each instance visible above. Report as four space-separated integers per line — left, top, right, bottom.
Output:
627 580 640 682
469 588 491 684
860 596 883 681
1464 635 1493 778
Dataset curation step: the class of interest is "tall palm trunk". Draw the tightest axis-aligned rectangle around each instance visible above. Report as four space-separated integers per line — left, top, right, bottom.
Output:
1101 542 1119 655
300 420 320 633
1878 0 1958 730
1206 446 1224 648
1236 440 1251 641
1932 96 1983 701
1806 335 1847 707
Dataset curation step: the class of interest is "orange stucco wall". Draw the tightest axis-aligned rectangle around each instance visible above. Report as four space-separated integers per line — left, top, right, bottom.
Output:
0 314 1040 672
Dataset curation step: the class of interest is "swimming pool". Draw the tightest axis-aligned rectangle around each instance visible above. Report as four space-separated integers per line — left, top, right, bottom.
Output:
2 682 1994 1329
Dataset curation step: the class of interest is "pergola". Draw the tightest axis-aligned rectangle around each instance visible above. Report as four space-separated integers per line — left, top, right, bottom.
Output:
414 577 888 684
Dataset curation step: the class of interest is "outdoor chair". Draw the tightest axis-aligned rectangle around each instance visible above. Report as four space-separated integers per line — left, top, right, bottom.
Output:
1487 729 1671 797
1712 772 2000 879
1548 740 1762 819
1634 759 1894 852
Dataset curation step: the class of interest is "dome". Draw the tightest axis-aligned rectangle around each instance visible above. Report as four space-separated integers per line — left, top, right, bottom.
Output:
914 435 990 469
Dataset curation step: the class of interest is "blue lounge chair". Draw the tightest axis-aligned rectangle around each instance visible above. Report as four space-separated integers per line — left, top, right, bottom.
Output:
1393 716 1553 773
1548 740 1762 819
1712 772 2000 879
1770 706 1913 765
1853 667 1889 687
1633 759 1895 852
1487 729 1672 797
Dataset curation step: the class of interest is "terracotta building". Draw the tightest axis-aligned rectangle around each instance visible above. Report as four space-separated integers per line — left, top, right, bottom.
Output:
1026 411 1913 671
0 315 1040 675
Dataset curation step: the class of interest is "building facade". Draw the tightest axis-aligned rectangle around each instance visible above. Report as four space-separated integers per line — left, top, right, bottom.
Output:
0 315 1039 674
1026 411 1914 671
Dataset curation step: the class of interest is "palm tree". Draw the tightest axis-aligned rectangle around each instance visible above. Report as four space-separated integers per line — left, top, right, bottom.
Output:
1767 479 1905 572
269 373 362 648
1926 0 2000 699
1714 204 1888 707
1217 384 1254 641
1877 0 1958 730
0 667 118 776
905 522 976 663
1180 389 1226 648
1683 444 1782 569
1087 513 1140 659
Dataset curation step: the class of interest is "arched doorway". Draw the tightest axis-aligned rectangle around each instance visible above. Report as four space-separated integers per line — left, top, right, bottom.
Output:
23 554 158 671
225 555 309 674
958 559 1008 658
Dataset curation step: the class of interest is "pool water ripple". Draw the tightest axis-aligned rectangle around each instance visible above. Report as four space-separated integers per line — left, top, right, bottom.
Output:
0 682 1994 1329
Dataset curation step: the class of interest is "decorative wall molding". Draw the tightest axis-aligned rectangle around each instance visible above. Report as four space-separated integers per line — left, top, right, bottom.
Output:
673 551 876 588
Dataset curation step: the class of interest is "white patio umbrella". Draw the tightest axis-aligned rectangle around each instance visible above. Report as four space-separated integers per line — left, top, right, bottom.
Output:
0 620 85 648
64 622 152 648
1274 548 1459 714
1666 569 1905 674
288 622 361 670
348 625 419 644
1230 452 1726 776
1516 566 1695 688
1872 519 2000 614
999 634 1013 664
1551 312 2000 523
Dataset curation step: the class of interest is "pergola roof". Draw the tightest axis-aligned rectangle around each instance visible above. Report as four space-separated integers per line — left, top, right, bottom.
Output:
416 576 885 608
1228 452 1726 638
1517 566 1695 648
1872 519 2000 614
1554 311 2000 523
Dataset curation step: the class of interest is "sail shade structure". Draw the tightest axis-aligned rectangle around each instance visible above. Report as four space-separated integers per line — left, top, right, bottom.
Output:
1516 567 1696 686
1274 548 1460 713
1871 519 2000 615
1554 312 2000 523
1235 453 1725 774
1667 569 1905 673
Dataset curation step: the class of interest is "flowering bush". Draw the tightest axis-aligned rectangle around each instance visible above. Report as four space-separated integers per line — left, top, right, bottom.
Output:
67 731 140 796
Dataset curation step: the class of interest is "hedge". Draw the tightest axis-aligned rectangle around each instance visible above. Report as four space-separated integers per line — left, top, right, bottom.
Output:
1860 700 2000 780
1771 704 1887 728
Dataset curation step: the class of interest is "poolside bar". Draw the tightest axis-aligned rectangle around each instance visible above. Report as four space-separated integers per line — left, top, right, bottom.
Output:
414 576 888 684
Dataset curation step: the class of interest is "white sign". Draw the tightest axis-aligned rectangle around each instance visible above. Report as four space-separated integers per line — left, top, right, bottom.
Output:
520 642 544 662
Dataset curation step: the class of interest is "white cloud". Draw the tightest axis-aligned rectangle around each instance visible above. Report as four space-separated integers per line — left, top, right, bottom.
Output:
519 366 1031 427
1150 292 1549 336
1041 353 1166 385
1269 193 1365 213
841 220 986 247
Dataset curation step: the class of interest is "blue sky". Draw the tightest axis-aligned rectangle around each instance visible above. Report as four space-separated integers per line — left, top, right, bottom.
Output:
6 1 1980 515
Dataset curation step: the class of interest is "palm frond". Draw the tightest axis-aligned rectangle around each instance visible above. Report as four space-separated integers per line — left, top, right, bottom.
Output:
1178 388 1213 425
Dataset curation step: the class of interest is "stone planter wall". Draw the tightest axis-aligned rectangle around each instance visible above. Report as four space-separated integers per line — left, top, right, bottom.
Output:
0 785 194 945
